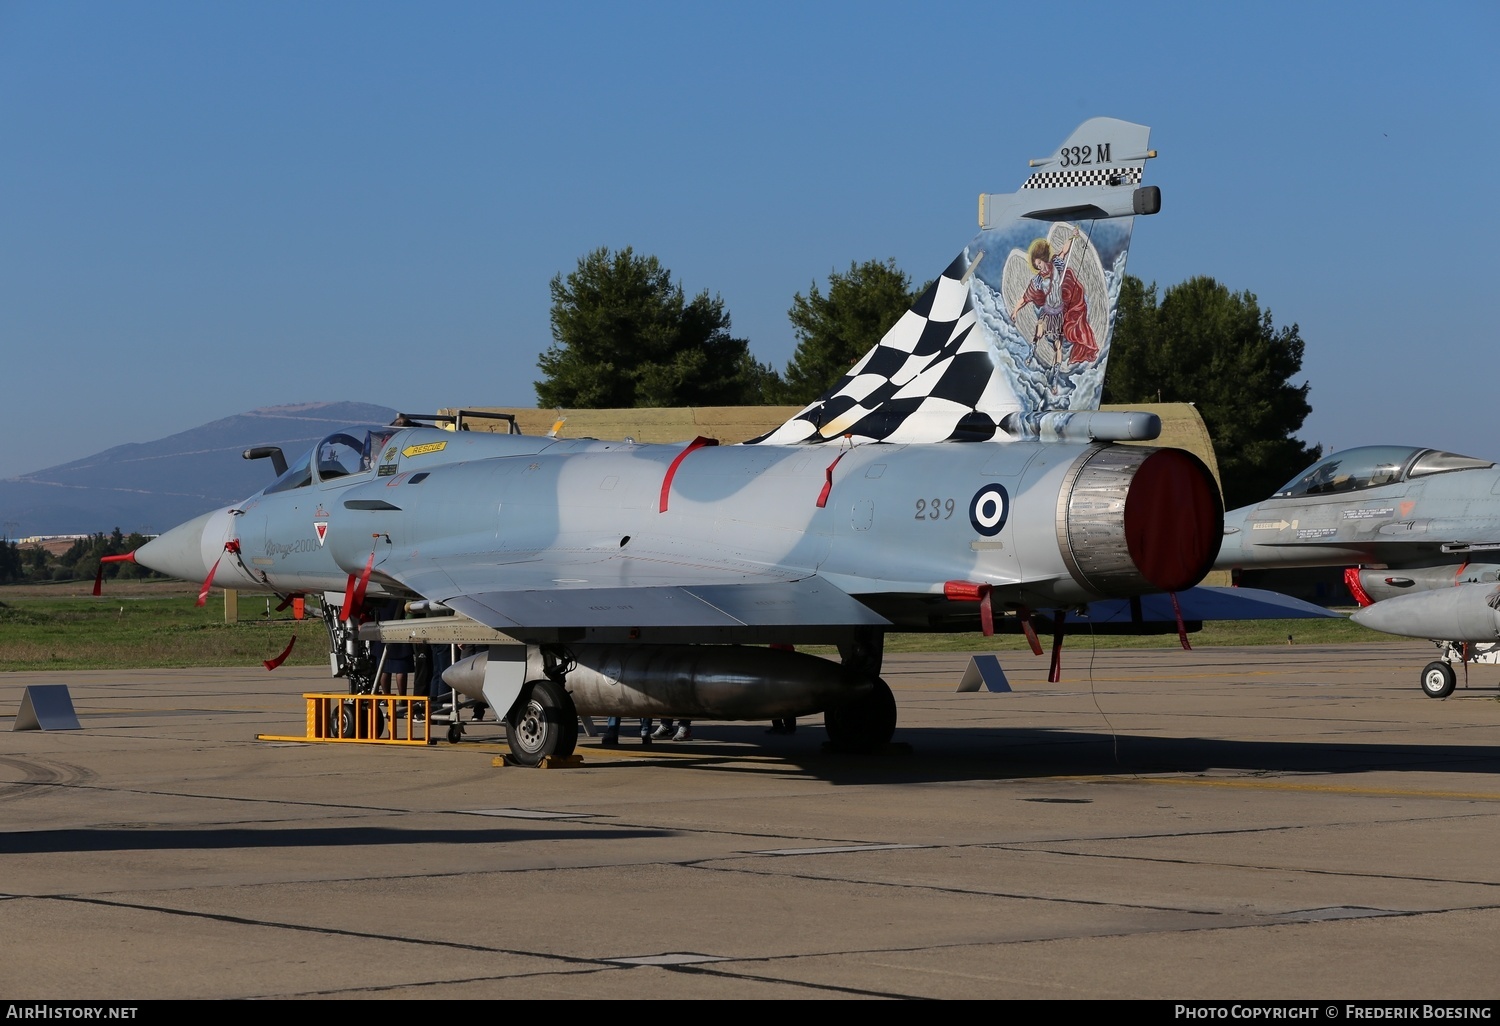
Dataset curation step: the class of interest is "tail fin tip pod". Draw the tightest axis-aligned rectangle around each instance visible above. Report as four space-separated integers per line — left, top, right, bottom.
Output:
753 118 1157 447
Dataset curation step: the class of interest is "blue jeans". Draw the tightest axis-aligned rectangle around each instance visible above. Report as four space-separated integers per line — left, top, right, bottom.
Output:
604 717 653 738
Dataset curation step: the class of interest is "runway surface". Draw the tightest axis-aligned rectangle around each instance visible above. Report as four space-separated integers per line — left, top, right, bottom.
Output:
3 641 1499 1000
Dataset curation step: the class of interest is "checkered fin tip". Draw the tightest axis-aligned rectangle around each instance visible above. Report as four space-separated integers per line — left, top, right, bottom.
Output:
1022 166 1143 190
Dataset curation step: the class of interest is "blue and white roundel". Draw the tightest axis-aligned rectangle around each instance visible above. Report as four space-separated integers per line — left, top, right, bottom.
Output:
969 484 1010 536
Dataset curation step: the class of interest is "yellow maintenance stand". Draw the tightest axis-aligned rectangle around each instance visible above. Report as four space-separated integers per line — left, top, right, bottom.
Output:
255 693 583 766
258 694 433 746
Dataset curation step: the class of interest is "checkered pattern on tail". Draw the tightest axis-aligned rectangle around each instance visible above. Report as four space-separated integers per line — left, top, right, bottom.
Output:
750 254 1004 445
1022 166 1142 189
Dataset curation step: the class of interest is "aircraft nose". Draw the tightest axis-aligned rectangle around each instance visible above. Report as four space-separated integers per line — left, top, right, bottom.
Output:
136 509 225 583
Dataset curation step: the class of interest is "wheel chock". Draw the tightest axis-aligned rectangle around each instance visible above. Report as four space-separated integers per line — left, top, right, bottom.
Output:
13 685 82 731
957 655 1012 693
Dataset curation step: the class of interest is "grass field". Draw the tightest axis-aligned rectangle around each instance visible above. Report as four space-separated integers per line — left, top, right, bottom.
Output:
0 579 1391 672
0 581 328 671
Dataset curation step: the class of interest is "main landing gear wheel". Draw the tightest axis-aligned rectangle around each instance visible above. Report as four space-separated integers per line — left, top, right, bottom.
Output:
340 700 387 739
1420 661 1456 699
824 677 897 754
505 679 579 766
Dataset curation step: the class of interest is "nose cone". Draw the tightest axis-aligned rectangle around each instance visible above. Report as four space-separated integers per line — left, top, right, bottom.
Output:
1348 601 1403 636
136 509 224 584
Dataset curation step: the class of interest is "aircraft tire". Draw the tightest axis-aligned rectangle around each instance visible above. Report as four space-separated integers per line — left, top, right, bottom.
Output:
1420 661 1456 699
340 700 387 739
505 679 579 766
824 676 897 753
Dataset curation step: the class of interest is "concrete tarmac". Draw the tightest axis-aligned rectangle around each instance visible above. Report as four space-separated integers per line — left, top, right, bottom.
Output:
2 641 1499 1000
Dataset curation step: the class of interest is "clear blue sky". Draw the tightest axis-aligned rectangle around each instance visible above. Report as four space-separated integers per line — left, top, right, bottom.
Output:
2 0 1496 481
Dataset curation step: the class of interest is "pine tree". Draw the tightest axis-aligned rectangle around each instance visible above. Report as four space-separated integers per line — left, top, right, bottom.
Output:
779 259 925 404
536 247 775 408
1104 275 1317 509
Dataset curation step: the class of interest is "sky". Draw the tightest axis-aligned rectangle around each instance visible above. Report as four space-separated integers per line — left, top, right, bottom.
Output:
2 0 1497 482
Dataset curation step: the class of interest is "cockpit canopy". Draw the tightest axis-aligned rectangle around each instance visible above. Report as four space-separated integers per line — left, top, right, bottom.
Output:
1272 446 1494 499
263 425 401 494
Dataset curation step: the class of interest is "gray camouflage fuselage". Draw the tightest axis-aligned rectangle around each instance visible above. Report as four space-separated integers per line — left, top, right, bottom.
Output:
1214 444 1500 642
147 424 1219 644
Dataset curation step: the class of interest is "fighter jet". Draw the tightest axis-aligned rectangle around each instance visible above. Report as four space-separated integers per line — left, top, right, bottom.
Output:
132 118 1287 764
1215 444 1500 697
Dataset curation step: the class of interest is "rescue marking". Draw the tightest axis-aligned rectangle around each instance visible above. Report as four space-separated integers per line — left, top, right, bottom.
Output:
1252 519 1296 531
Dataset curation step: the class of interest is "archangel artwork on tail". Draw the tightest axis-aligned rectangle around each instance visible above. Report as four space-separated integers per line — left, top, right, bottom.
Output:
753 118 1157 446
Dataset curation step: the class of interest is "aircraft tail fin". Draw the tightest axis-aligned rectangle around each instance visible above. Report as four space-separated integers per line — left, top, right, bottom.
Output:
752 118 1157 446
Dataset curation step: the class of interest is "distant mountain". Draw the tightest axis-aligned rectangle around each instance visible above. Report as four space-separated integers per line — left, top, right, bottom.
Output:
0 401 397 536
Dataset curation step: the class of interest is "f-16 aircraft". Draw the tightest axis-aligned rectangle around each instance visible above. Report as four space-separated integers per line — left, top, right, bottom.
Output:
130 117 1298 764
1215 445 1500 697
